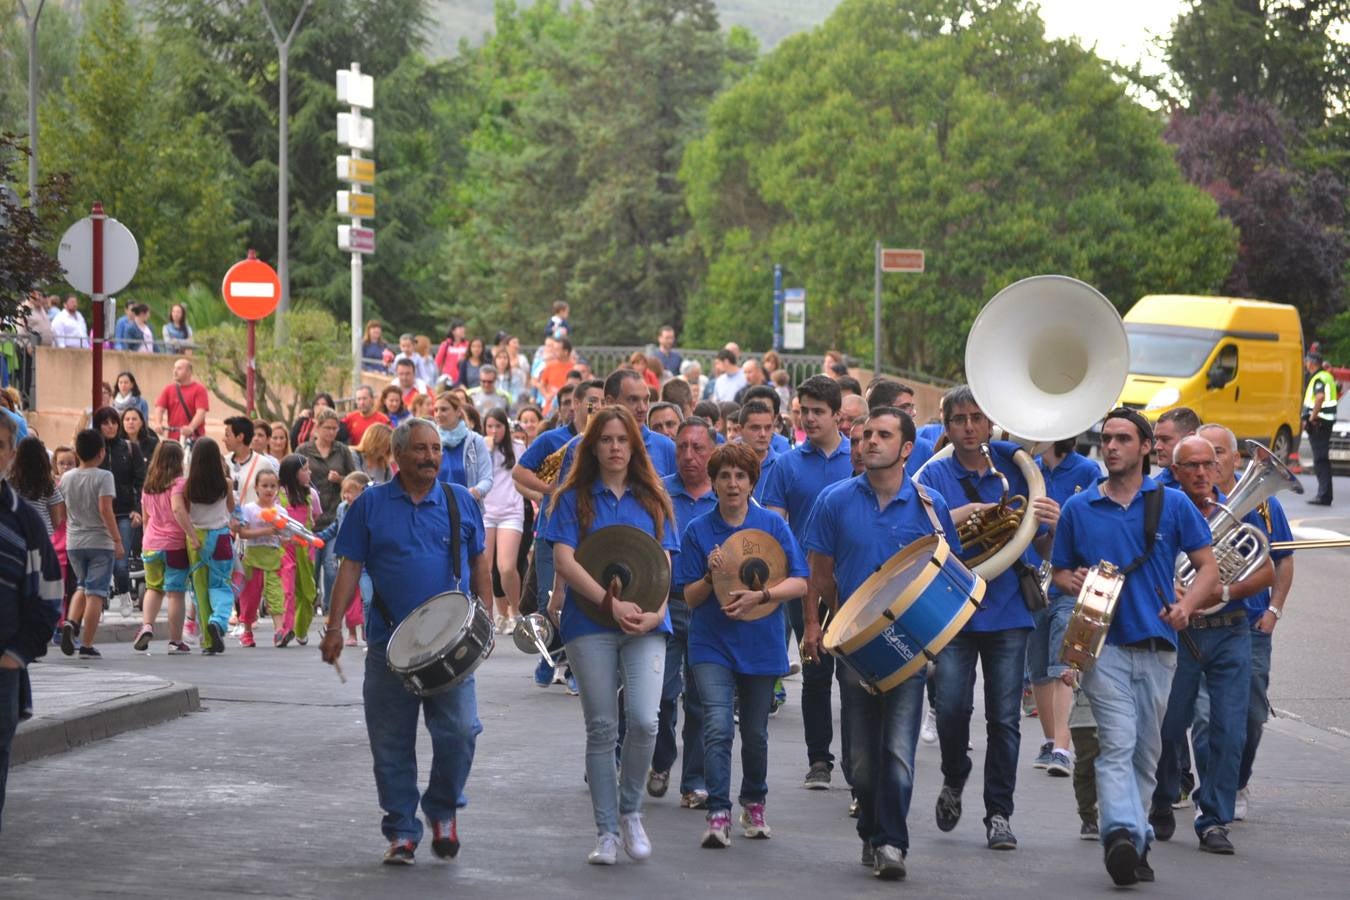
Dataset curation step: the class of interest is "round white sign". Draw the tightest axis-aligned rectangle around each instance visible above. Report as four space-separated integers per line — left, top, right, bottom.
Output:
58 216 140 295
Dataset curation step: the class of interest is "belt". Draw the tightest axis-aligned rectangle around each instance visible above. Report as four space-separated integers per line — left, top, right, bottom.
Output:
1122 637 1176 652
1188 610 1247 630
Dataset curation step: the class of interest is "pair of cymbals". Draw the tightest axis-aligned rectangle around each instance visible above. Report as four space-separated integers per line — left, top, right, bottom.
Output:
575 526 672 627
710 529 788 622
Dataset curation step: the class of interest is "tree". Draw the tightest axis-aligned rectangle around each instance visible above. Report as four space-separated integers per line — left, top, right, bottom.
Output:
680 0 1237 375
0 133 70 325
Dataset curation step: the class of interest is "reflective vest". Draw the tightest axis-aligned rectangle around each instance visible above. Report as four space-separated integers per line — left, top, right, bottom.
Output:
1303 369 1338 421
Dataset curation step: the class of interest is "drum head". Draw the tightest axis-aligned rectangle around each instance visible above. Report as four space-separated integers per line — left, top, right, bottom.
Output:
825 536 941 650
387 592 473 671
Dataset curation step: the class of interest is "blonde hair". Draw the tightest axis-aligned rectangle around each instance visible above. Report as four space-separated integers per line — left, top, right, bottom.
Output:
356 422 393 468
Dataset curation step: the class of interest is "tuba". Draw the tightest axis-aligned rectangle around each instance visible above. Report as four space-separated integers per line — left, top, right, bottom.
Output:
916 275 1130 579
1175 440 1302 614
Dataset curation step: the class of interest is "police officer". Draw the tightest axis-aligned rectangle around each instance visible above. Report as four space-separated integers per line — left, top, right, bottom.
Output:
1302 351 1337 506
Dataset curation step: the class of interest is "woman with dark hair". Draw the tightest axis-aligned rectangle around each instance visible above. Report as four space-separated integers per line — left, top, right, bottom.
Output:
542 406 678 865
121 406 159 462
112 371 150 422
183 436 235 653
516 405 544 446
481 407 525 632
11 436 66 539
434 320 468 386
291 392 350 448
379 385 410 428
458 336 488 389
361 320 390 372
93 405 145 609
162 303 193 353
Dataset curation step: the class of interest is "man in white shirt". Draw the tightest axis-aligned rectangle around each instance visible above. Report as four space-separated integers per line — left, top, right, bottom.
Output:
223 416 279 507
711 349 746 402
51 295 89 348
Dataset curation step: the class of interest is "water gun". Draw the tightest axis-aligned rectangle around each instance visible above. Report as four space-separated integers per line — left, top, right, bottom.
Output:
259 506 325 549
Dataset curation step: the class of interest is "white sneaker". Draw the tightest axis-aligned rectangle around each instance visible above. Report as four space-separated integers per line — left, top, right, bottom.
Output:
1234 786 1249 821
619 812 651 860
114 592 133 617
920 707 938 745
588 832 620 865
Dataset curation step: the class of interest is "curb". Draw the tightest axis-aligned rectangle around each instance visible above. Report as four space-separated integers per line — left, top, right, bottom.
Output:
12 681 200 765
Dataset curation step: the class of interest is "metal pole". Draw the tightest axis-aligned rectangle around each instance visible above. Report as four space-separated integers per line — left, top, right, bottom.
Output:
873 240 882 378
772 264 784 352
349 63 363 393
275 51 291 345
22 1 46 208
246 320 257 416
91 201 105 411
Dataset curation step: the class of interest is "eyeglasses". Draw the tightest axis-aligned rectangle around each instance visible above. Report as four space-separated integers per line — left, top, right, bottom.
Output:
946 413 987 427
896 402 917 414
1174 460 1217 471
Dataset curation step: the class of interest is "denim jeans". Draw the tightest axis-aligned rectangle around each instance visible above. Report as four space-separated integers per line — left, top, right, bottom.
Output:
652 596 704 792
784 597 851 780
113 515 139 596
1155 622 1251 832
566 630 665 835
1239 629 1272 790
840 663 925 850
933 628 1029 820
316 542 339 613
363 641 481 844
693 664 774 814
1081 642 1177 853
533 537 555 603
0 667 20 832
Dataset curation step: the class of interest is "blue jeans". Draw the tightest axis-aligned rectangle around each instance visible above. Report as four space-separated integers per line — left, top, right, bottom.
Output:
653 597 704 792
533 537 555 603
363 641 481 844
0 667 20 832
1081 642 1177 853
784 597 851 780
693 664 774 814
113 515 139 595
1155 622 1251 832
1239 629 1272 790
840 663 925 850
316 542 339 613
566 630 665 835
933 628 1029 820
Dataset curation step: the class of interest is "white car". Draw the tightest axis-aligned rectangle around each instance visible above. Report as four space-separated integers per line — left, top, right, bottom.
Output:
1298 407 1350 475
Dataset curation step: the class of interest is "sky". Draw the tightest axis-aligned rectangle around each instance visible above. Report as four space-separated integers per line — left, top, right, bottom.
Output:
1035 0 1185 78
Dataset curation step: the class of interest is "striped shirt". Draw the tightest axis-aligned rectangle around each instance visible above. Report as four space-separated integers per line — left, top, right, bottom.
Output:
0 479 64 667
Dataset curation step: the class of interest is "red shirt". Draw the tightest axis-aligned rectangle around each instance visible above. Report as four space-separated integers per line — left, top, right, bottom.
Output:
155 380 210 438
343 410 390 445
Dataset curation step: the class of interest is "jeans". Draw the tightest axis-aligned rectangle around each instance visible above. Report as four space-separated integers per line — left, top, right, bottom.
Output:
316 542 339 613
534 537 555 604
1081 643 1177 853
1155 622 1251 832
113 515 139 596
1239 629 1273 790
840 664 925 850
653 597 704 792
0 667 20 832
363 641 481 844
566 630 665 835
693 664 774 814
933 628 1029 820
784 597 851 780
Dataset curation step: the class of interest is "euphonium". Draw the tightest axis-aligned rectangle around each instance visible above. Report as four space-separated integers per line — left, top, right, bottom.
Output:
956 444 1029 569
535 442 568 484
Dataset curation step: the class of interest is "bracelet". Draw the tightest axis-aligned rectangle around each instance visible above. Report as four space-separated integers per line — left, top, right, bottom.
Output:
323 624 342 635
1266 606 1282 620
760 589 771 605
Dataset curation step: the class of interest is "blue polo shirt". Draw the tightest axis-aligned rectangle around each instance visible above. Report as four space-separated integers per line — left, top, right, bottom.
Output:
917 442 1035 631
641 425 678 477
759 435 853 541
663 473 718 535
674 504 807 675
334 478 486 644
518 423 577 537
771 432 791 455
906 435 936 476
917 423 944 445
541 481 680 643
751 449 779 505
803 473 961 604
1243 494 1292 625
1155 466 1177 488
1051 477 1210 647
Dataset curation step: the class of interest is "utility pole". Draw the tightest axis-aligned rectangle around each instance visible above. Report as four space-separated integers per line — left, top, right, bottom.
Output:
18 0 47 208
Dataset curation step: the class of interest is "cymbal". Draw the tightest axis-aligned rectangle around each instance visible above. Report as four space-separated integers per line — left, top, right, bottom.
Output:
574 525 671 627
711 528 787 622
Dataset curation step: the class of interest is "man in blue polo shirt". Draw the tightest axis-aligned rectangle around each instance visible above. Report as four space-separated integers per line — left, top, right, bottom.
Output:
321 418 492 866
1051 408 1218 887
1151 407 1200 489
916 385 1062 852
649 417 719 809
741 385 792 456
865 379 935 474
801 406 960 879
604 368 677 477
738 400 779 504
1150 435 1270 855
760 375 854 790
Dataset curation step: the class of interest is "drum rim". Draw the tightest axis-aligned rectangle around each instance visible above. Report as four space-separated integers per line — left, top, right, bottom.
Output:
826 535 962 653
386 590 476 673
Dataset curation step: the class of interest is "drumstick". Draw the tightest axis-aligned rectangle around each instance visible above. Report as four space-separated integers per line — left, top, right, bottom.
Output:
332 657 348 684
1155 588 1204 662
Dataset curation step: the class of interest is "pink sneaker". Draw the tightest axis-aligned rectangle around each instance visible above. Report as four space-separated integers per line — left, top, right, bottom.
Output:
240 630 256 648
185 620 198 639
740 802 772 839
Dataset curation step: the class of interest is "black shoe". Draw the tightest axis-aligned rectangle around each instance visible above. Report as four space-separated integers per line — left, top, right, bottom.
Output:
935 784 962 832
1136 849 1155 882
207 622 225 654
382 839 416 865
1199 825 1235 854
802 761 831 789
1148 804 1175 841
1103 828 1140 886
1308 497 1332 506
77 645 102 659
60 622 76 656
985 814 1017 850
430 819 459 859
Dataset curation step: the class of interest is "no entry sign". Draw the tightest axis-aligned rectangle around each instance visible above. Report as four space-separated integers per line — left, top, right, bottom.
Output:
221 252 281 320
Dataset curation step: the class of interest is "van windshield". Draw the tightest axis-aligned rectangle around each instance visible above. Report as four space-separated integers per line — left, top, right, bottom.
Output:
1126 325 1218 378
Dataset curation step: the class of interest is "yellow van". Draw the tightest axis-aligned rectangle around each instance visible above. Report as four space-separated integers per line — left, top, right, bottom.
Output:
1115 295 1304 459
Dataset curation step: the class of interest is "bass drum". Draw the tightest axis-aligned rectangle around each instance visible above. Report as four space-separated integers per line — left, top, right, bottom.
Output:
386 592 494 696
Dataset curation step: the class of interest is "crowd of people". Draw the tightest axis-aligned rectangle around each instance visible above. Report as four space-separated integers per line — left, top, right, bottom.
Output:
18 291 195 353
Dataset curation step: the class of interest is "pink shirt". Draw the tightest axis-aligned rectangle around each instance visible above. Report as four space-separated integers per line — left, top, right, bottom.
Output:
142 477 188 551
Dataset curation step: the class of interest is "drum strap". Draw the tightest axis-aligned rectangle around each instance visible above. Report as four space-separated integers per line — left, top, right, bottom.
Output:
1118 487 1163 577
371 483 463 627
914 484 947 537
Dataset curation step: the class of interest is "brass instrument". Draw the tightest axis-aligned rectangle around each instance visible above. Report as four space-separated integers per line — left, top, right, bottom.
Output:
535 442 569 484
956 443 1030 569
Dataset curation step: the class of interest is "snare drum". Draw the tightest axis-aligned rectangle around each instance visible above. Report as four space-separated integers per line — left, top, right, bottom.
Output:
386 592 494 696
823 535 985 693
1059 561 1124 673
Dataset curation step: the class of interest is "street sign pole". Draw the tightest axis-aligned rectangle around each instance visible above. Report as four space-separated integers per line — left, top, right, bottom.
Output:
873 241 881 378
91 201 105 411
337 62 375 394
221 249 283 416
349 64 363 395
772 264 784 352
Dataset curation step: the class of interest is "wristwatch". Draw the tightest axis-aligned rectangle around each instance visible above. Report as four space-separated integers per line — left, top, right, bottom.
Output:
1221 585 1230 606
1266 606 1283 620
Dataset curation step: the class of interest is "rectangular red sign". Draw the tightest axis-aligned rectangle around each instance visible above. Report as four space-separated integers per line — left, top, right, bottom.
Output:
880 248 924 273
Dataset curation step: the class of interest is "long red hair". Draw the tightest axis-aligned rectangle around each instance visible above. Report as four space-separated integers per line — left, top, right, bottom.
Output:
549 406 673 540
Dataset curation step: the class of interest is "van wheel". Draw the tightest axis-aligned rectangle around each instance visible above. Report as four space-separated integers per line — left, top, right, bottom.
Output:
1270 426 1293 462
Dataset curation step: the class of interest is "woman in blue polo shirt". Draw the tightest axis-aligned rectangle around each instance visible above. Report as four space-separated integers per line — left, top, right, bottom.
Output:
542 406 678 867
675 442 807 850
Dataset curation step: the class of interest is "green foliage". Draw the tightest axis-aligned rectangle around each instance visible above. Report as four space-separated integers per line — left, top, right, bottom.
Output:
681 0 1237 375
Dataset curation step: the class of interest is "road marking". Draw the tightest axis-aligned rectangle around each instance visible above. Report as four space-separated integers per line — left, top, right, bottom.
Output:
1289 525 1350 541
228 282 276 299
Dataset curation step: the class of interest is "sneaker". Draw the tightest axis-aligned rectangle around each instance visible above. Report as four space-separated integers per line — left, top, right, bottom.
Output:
552 665 568 685
77 645 102 659
382 839 416 865
920 707 938 744
803 761 831 790
133 624 154 652
345 636 358 647
872 844 906 880
935 784 962 832
647 769 670 798
273 628 294 648
860 842 875 867
60 621 76 656
1046 749 1073 777
986 814 1017 850
701 811 731 848
114 592 133 617
1022 686 1037 717
1148 803 1175 842
740 802 771 839
167 641 192 654
564 669 579 695
207 622 225 654
430 818 459 859
1172 787 1192 809
1135 849 1155 882
1234 786 1249 821
619 812 651 860
1032 740 1054 769
493 613 508 634
227 623 243 638
588 832 621 865
1103 828 1139 886
1080 820 1099 840
848 796 859 819
681 789 709 809
1199 824 1234 854
185 619 198 639
240 630 256 648
534 658 554 688
295 634 308 646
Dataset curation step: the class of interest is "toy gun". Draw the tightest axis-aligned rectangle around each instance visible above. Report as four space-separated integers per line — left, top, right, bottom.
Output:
260 507 325 549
